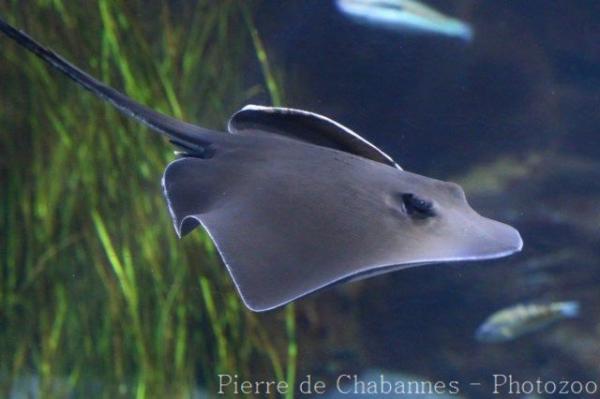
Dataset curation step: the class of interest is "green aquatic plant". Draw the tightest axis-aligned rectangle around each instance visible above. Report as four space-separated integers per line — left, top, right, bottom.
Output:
0 1 295 397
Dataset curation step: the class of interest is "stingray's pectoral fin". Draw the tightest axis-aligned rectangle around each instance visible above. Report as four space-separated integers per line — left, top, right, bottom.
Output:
161 157 222 237
229 105 402 169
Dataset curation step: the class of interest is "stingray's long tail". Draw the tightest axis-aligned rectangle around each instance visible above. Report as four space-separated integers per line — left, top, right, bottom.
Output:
0 17 217 153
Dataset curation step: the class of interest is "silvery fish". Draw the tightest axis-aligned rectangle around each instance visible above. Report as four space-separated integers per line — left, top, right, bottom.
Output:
476 301 580 343
335 0 473 42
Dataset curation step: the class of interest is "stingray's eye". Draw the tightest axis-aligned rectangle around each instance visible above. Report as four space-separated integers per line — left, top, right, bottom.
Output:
402 193 436 218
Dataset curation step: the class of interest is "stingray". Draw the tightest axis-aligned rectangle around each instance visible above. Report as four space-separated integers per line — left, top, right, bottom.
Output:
0 19 522 311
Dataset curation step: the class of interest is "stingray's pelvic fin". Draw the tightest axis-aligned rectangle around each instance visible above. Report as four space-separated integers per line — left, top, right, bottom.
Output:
0 17 217 151
228 104 402 169
161 157 219 237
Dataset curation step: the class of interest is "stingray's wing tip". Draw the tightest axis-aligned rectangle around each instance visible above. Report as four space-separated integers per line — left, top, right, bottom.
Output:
223 268 291 313
242 301 272 313
239 297 290 312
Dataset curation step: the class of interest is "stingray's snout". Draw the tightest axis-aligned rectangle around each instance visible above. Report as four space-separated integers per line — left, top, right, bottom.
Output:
507 224 524 253
498 223 523 256
475 217 523 259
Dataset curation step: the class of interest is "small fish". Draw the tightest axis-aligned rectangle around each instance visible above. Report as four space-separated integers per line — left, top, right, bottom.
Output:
335 0 473 42
476 301 580 343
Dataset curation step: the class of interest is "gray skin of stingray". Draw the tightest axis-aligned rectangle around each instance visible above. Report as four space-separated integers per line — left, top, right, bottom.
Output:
0 18 523 312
